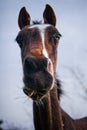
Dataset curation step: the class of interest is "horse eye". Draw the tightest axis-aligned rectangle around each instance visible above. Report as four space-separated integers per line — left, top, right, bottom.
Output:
53 33 61 40
16 35 24 48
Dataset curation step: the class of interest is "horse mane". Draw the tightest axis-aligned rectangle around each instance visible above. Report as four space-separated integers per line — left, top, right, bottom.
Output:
56 79 63 100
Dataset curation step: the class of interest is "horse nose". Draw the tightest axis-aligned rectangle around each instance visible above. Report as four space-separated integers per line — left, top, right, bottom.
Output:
24 57 48 76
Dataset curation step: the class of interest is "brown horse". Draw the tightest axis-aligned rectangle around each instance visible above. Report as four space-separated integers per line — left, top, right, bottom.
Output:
16 4 87 130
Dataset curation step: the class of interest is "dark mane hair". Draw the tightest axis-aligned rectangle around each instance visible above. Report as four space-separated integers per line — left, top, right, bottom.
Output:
56 79 63 100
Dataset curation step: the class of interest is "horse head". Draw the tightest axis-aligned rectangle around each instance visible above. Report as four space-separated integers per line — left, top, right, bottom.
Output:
16 4 61 101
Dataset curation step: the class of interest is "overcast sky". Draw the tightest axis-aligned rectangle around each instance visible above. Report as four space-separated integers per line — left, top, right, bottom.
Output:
0 0 87 129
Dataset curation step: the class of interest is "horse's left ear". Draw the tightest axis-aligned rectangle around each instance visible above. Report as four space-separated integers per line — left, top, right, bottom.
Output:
43 4 56 26
18 7 30 30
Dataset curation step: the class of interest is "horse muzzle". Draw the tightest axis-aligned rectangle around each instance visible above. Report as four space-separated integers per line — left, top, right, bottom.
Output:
23 57 53 101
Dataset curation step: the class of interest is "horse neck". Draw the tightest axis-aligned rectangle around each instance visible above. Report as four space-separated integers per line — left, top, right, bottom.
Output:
33 85 64 130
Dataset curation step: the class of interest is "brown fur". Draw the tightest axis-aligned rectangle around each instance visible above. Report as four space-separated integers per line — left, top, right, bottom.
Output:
16 4 87 130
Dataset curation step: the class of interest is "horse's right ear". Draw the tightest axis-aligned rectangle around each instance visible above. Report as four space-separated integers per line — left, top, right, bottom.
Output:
18 7 30 30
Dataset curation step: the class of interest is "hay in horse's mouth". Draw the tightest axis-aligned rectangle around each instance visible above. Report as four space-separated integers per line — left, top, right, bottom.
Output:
23 86 50 101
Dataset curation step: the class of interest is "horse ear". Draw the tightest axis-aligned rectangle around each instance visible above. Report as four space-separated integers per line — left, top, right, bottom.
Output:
18 7 30 30
43 4 56 26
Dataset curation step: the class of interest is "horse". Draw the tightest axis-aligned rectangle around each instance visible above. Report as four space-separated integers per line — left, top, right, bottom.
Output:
16 4 87 130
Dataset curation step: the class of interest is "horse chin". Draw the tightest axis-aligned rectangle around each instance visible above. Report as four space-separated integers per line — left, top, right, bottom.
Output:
23 70 53 101
23 86 50 101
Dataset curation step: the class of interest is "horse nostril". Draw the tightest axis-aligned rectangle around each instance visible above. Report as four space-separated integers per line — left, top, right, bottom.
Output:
24 58 37 76
25 58 37 69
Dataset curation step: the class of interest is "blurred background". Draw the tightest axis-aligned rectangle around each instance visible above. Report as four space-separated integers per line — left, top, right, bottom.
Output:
0 0 87 129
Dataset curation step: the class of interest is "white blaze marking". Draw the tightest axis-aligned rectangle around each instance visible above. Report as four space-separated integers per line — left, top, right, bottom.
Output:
38 25 53 76
30 24 50 58
40 31 48 58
